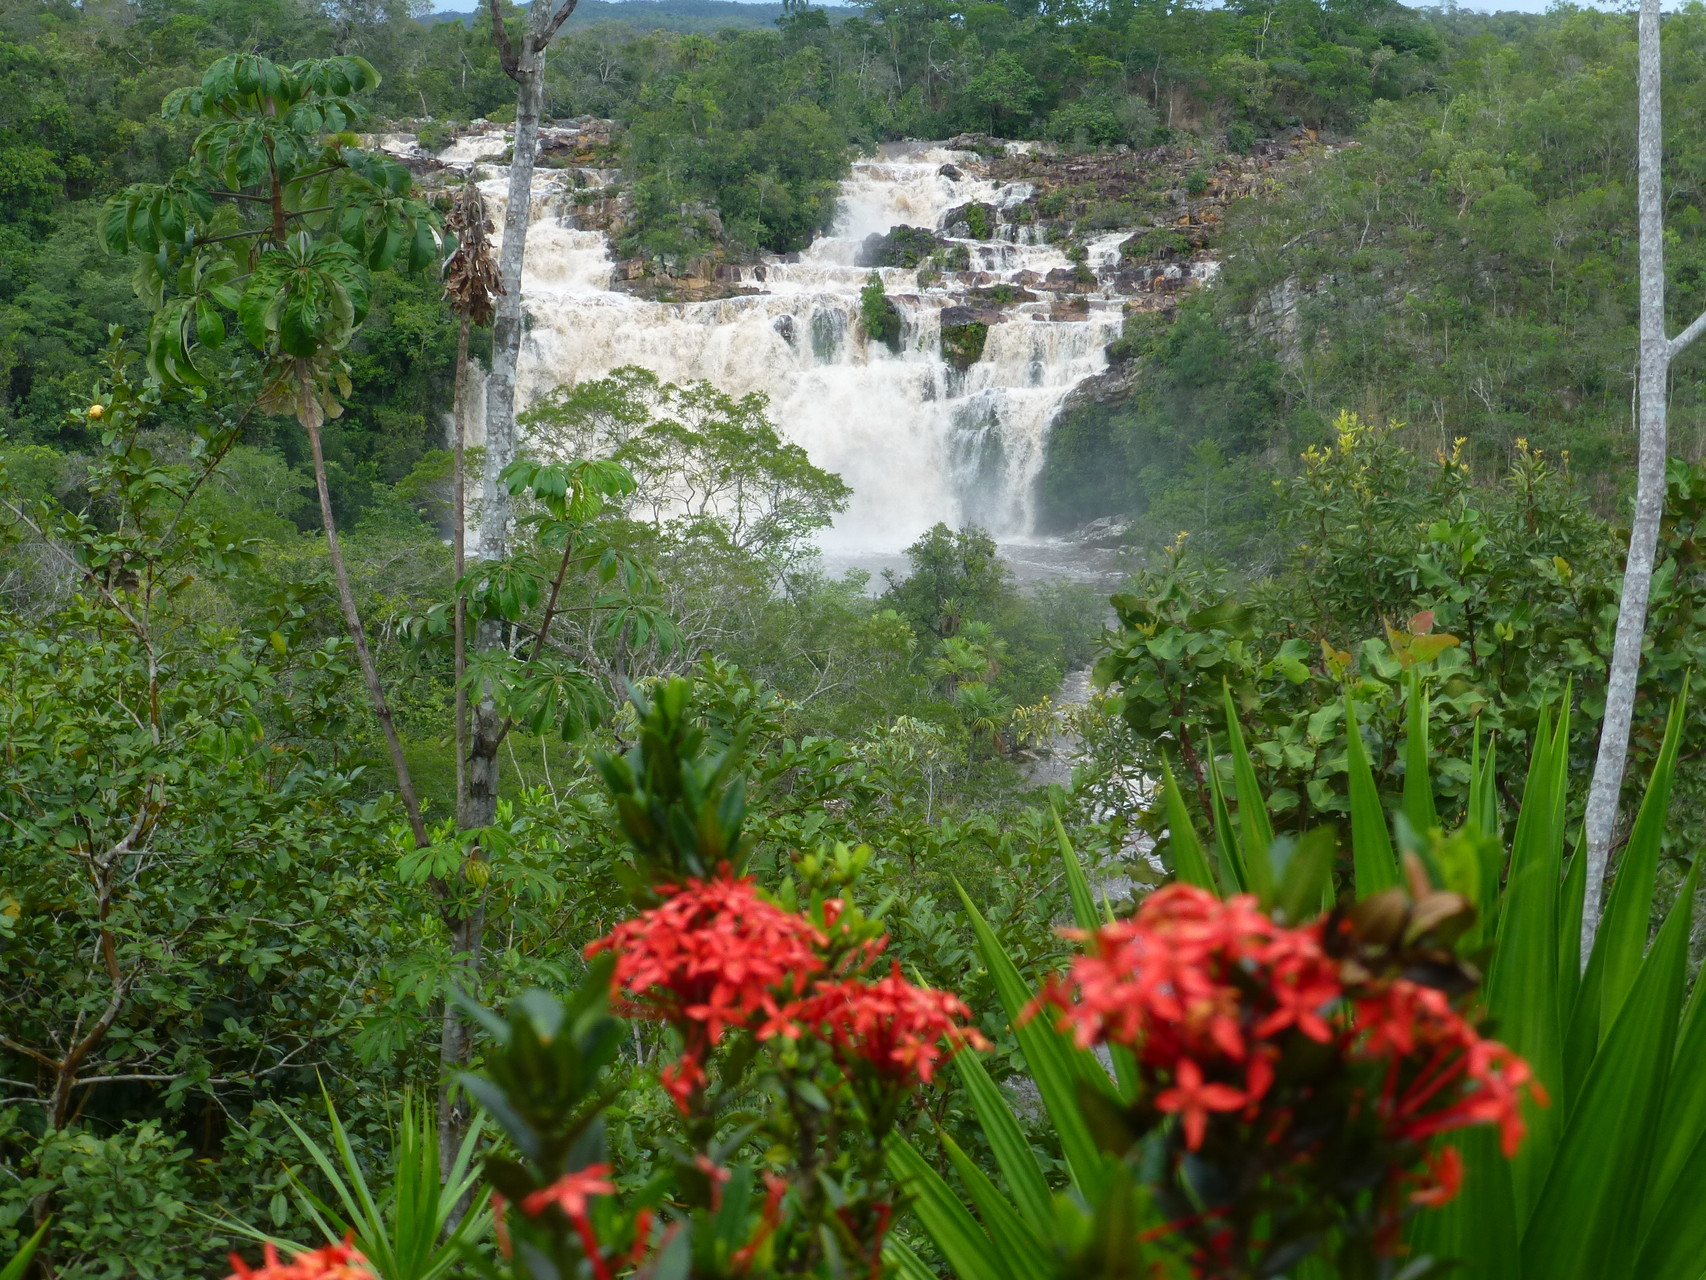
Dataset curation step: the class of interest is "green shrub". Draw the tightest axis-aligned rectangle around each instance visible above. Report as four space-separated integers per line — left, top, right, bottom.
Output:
859 272 904 353
940 318 989 370
1045 100 1126 148
0 1120 195 1280
415 120 453 152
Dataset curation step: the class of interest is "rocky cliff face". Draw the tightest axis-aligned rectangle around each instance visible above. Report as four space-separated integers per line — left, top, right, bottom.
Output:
389 118 1335 315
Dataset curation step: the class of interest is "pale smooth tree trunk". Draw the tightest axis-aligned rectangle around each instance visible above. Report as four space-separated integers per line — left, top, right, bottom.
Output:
468 0 568 832
439 0 577 1177
1581 0 1706 963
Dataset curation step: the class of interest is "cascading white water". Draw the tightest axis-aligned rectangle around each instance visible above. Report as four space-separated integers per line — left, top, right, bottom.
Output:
462 138 1131 551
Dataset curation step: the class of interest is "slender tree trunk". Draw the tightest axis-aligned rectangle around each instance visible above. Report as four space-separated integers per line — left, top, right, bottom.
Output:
437 0 576 1182
437 900 484 1187
298 366 430 850
441 2 552 1097
452 320 472 829
441 320 475 1186
463 1 553 840
480 9 551 576
1581 0 1669 963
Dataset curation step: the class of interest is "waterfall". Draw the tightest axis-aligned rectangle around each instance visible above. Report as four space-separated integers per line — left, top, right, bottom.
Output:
454 137 1136 552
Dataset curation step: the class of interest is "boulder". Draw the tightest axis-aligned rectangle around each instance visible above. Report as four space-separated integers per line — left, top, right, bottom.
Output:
941 201 998 239
1077 516 1132 549
857 224 942 269
939 305 990 371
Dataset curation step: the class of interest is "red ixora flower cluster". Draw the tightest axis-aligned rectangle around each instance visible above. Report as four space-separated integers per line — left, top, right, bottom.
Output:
585 874 983 1112
793 967 990 1085
1032 884 1544 1206
226 1239 375 1280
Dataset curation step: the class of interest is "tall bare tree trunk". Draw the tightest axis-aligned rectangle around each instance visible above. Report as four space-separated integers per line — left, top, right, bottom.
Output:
1580 0 1706 962
468 0 571 831
437 177 502 1186
438 0 576 1170
454 0 569 998
453 321 471 828
441 320 475 1184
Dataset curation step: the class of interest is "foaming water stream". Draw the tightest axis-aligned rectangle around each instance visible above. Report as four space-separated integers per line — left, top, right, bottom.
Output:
454 136 1140 551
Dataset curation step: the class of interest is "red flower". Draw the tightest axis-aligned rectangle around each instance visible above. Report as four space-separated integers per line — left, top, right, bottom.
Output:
587 875 827 1111
1031 882 1544 1239
521 1164 617 1220
226 1239 375 1280
1410 1145 1464 1207
792 966 990 1085
658 1054 708 1116
1154 1057 1246 1150
521 1165 619 1280
586 875 826 1043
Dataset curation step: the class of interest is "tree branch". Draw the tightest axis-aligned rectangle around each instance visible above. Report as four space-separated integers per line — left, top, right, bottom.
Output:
491 528 580 752
486 0 520 77
0 1036 57 1069
542 0 582 43
1671 308 1706 358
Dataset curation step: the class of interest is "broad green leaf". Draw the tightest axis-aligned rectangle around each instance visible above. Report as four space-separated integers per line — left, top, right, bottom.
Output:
1345 693 1398 898
957 883 1110 1194
1406 1124 1521 1280
1272 826 1334 925
0 1223 49 1280
1221 684 1274 904
1635 1121 1706 1280
886 1137 1014 1280
1485 701 1566 1215
1054 806 1098 932
1642 872 1706 1226
1050 810 1136 1097
1201 727 1244 895
1558 839 1600 1116
195 297 226 349
1402 672 1438 838
884 1239 940 1280
1522 862 1692 1280
1596 686 1687 1037
1469 725 1502 944
953 1050 1054 1235
1557 836 1586 1030
941 1132 1051 1278
1160 755 1218 894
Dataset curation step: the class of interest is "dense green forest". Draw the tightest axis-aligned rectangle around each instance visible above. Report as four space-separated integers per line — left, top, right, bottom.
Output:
8 0 1706 1277
1039 6 1706 554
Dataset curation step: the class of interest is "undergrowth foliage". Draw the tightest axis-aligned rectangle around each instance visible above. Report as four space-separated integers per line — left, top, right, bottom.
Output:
209 679 1542 1280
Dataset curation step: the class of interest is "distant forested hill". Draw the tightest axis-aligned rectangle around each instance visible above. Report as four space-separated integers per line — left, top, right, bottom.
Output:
429 0 853 32
1035 7 1706 561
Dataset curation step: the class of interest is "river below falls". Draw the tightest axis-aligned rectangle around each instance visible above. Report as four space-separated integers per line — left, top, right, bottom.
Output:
818 538 1129 591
